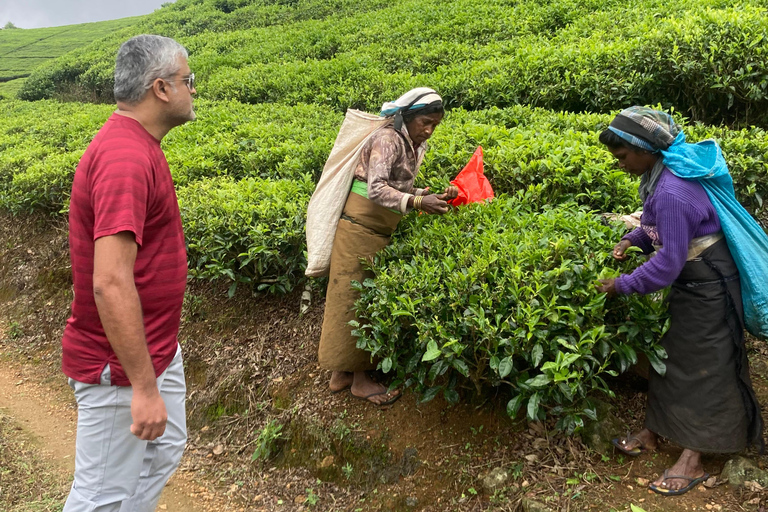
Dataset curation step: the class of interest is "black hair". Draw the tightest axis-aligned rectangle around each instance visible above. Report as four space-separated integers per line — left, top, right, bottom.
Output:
598 128 633 150
402 101 444 123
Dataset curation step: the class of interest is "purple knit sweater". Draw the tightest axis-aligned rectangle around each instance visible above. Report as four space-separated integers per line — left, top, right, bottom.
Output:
614 168 721 295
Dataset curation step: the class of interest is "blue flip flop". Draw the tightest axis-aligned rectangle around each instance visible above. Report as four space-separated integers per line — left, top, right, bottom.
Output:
649 470 710 496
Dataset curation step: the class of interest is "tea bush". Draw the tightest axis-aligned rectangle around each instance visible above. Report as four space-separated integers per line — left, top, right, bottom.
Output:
1 98 765 294
353 194 670 431
177 175 314 295
18 0 768 126
163 100 341 186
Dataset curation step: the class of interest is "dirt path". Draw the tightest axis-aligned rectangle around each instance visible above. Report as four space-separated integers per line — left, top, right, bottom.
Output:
0 360 228 512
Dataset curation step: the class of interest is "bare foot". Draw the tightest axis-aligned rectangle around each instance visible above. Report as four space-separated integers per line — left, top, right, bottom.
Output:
329 371 353 393
651 449 706 492
617 428 658 452
350 371 400 406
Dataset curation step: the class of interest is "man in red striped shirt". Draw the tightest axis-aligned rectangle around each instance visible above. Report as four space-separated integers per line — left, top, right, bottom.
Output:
62 34 194 512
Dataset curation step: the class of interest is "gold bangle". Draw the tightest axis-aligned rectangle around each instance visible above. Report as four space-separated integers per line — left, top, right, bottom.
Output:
413 195 423 211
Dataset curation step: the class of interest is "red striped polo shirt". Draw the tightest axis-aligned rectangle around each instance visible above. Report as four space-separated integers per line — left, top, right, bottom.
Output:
62 113 188 386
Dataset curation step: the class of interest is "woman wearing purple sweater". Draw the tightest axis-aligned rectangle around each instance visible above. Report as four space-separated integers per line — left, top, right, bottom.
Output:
596 107 763 496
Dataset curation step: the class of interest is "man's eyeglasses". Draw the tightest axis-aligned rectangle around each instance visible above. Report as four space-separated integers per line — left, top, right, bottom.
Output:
170 73 195 91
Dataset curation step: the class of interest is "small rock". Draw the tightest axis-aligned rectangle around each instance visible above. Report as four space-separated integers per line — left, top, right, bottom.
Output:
635 477 649 486
405 496 418 508
319 455 335 468
212 444 224 455
158 506 167 511
294 495 305 505
480 467 509 492
703 476 719 488
521 497 554 512
744 480 765 492
200 426 210 432
524 454 538 463
400 447 421 476
721 456 768 487
521 480 530 488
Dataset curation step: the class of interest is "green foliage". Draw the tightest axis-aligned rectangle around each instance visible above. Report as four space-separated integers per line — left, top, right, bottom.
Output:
353 195 670 432
0 98 766 299
178 175 313 295
19 0 768 126
3 0 768 430
304 488 318 507
0 17 141 99
17 0 393 102
163 100 341 186
251 419 284 461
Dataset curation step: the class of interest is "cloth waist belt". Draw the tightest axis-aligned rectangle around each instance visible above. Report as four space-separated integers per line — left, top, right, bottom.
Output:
350 179 401 214
653 231 725 261
687 232 725 261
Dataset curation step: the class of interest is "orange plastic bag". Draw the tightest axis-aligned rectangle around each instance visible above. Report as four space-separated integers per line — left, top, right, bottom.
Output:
447 146 494 206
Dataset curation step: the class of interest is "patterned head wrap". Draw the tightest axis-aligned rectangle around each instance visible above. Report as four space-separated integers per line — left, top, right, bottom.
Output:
381 87 443 130
607 106 686 201
608 106 681 152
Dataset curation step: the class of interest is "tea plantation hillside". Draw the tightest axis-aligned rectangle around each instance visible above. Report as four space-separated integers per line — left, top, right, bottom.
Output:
18 0 768 126
2 0 768 425
0 17 142 99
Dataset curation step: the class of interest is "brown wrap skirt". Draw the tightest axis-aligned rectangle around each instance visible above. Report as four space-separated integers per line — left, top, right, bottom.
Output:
645 238 764 453
318 192 402 372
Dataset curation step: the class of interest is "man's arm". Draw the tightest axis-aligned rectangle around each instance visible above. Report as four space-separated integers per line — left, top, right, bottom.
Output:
93 231 167 441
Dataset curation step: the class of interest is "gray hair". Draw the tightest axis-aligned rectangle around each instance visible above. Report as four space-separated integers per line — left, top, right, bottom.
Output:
114 34 188 104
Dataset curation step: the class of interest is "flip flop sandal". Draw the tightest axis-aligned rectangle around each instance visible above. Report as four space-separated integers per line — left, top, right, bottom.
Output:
352 390 402 407
649 470 710 496
611 432 648 456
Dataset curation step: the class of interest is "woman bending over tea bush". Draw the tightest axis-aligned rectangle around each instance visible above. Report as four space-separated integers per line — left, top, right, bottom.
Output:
318 88 458 406
596 107 764 496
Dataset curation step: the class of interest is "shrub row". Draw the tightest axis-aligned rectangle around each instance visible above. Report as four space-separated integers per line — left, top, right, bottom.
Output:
17 0 395 102
163 101 341 186
202 3 768 126
353 195 670 431
18 0 768 126
1 99 765 293
178 175 314 295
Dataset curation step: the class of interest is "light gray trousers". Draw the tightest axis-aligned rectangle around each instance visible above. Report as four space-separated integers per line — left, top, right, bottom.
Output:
63 345 187 512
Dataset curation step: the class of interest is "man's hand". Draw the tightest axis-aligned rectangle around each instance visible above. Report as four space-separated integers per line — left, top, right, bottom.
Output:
130 390 168 441
612 239 633 261
94 232 164 440
596 278 617 298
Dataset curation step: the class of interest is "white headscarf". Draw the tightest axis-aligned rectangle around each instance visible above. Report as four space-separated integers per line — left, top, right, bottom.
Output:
380 87 443 116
